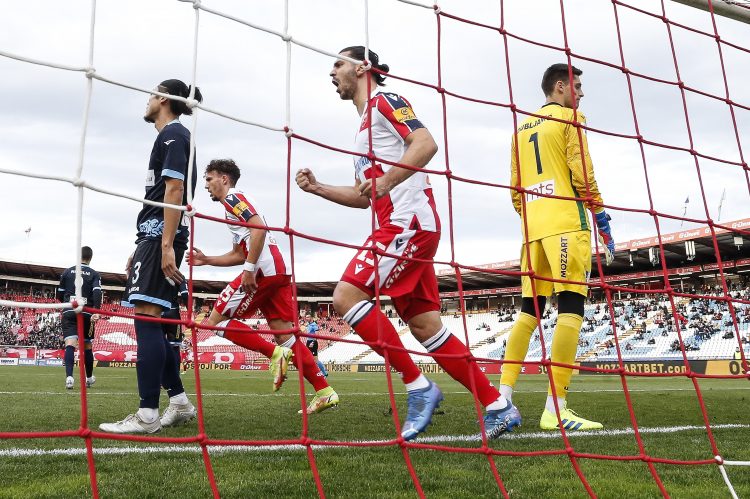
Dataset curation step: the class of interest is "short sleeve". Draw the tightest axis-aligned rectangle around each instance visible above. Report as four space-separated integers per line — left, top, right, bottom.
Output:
160 130 189 181
222 192 258 223
375 93 425 139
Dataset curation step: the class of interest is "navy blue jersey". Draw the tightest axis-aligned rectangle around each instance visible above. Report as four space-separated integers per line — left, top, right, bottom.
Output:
305 337 319 356
136 120 197 249
57 264 102 312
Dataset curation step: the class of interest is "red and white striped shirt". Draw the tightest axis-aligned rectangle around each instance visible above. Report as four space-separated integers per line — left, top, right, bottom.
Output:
222 188 288 277
353 92 440 232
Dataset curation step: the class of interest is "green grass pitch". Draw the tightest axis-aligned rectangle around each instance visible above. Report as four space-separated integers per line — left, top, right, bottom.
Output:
0 365 748 498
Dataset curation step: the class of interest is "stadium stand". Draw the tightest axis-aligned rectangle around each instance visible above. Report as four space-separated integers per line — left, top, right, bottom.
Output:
2 249 750 366
1 282 749 364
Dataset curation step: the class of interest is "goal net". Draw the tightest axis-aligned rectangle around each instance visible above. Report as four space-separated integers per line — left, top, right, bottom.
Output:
0 1 748 497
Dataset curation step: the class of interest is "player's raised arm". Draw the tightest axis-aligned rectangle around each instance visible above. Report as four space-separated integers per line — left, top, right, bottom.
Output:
295 168 370 209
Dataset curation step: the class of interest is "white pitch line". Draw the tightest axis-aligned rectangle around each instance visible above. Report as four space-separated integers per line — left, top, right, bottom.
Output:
0 424 748 458
0 386 748 398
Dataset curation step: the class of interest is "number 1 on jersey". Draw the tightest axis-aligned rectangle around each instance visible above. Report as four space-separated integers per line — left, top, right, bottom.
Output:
529 132 543 174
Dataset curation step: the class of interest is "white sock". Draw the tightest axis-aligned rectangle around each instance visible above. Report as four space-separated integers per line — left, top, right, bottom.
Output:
486 394 509 411
170 392 189 406
215 319 231 337
404 374 430 392
280 336 296 349
545 396 566 414
137 407 159 423
499 384 513 403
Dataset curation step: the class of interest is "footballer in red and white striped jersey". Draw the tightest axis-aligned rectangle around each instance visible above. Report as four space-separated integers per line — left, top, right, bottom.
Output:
353 92 440 232
222 188 288 277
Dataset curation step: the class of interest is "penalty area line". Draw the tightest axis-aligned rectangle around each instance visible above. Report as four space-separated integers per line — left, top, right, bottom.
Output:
1 424 748 458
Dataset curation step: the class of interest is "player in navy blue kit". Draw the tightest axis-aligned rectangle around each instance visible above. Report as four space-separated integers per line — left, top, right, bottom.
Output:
100 79 202 434
305 318 328 377
57 246 101 390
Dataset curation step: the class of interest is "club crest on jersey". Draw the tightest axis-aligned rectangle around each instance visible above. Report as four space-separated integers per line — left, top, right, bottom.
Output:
139 219 164 237
392 107 416 123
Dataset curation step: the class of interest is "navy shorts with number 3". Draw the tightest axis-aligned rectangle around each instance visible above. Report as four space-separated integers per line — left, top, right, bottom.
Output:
124 239 185 310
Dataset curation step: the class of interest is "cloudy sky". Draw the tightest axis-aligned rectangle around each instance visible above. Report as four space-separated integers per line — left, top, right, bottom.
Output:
0 0 748 284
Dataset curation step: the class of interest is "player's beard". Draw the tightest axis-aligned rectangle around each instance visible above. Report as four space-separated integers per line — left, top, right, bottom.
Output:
337 83 355 101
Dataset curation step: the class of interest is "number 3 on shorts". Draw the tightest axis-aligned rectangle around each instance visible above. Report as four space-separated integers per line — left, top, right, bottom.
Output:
131 261 142 284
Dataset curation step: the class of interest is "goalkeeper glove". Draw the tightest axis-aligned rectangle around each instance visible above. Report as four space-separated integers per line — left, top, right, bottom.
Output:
595 211 615 265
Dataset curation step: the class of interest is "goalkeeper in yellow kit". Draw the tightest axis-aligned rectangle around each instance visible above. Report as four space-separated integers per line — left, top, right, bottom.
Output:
500 64 614 431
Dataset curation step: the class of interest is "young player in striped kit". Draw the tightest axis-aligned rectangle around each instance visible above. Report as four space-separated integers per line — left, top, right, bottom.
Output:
190 159 338 415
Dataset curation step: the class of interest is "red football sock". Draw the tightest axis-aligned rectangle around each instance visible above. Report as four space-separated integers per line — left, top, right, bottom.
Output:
351 304 422 384
291 340 329 391
428 331 500 407
222 319 276 358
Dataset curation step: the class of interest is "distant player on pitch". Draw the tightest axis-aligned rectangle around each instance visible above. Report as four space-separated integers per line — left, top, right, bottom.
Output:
500 63 614 431
296 46 518 440
304 318 328 378
58 246 101 390
99 79 201 434
189 159 338 414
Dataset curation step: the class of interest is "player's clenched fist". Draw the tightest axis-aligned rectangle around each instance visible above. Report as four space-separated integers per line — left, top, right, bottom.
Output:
296 168 318 193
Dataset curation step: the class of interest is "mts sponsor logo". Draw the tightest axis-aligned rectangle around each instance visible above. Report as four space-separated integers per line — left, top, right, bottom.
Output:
524 180 554 202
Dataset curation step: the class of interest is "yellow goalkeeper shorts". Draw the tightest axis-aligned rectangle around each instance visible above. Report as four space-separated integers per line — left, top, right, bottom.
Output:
520 230 591 298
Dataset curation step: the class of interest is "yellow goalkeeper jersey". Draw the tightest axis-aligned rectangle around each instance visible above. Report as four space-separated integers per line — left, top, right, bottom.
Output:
510 102 603 242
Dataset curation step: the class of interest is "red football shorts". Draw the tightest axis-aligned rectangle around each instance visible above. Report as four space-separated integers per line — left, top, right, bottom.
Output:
341 224 441 322
214 273 296 322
